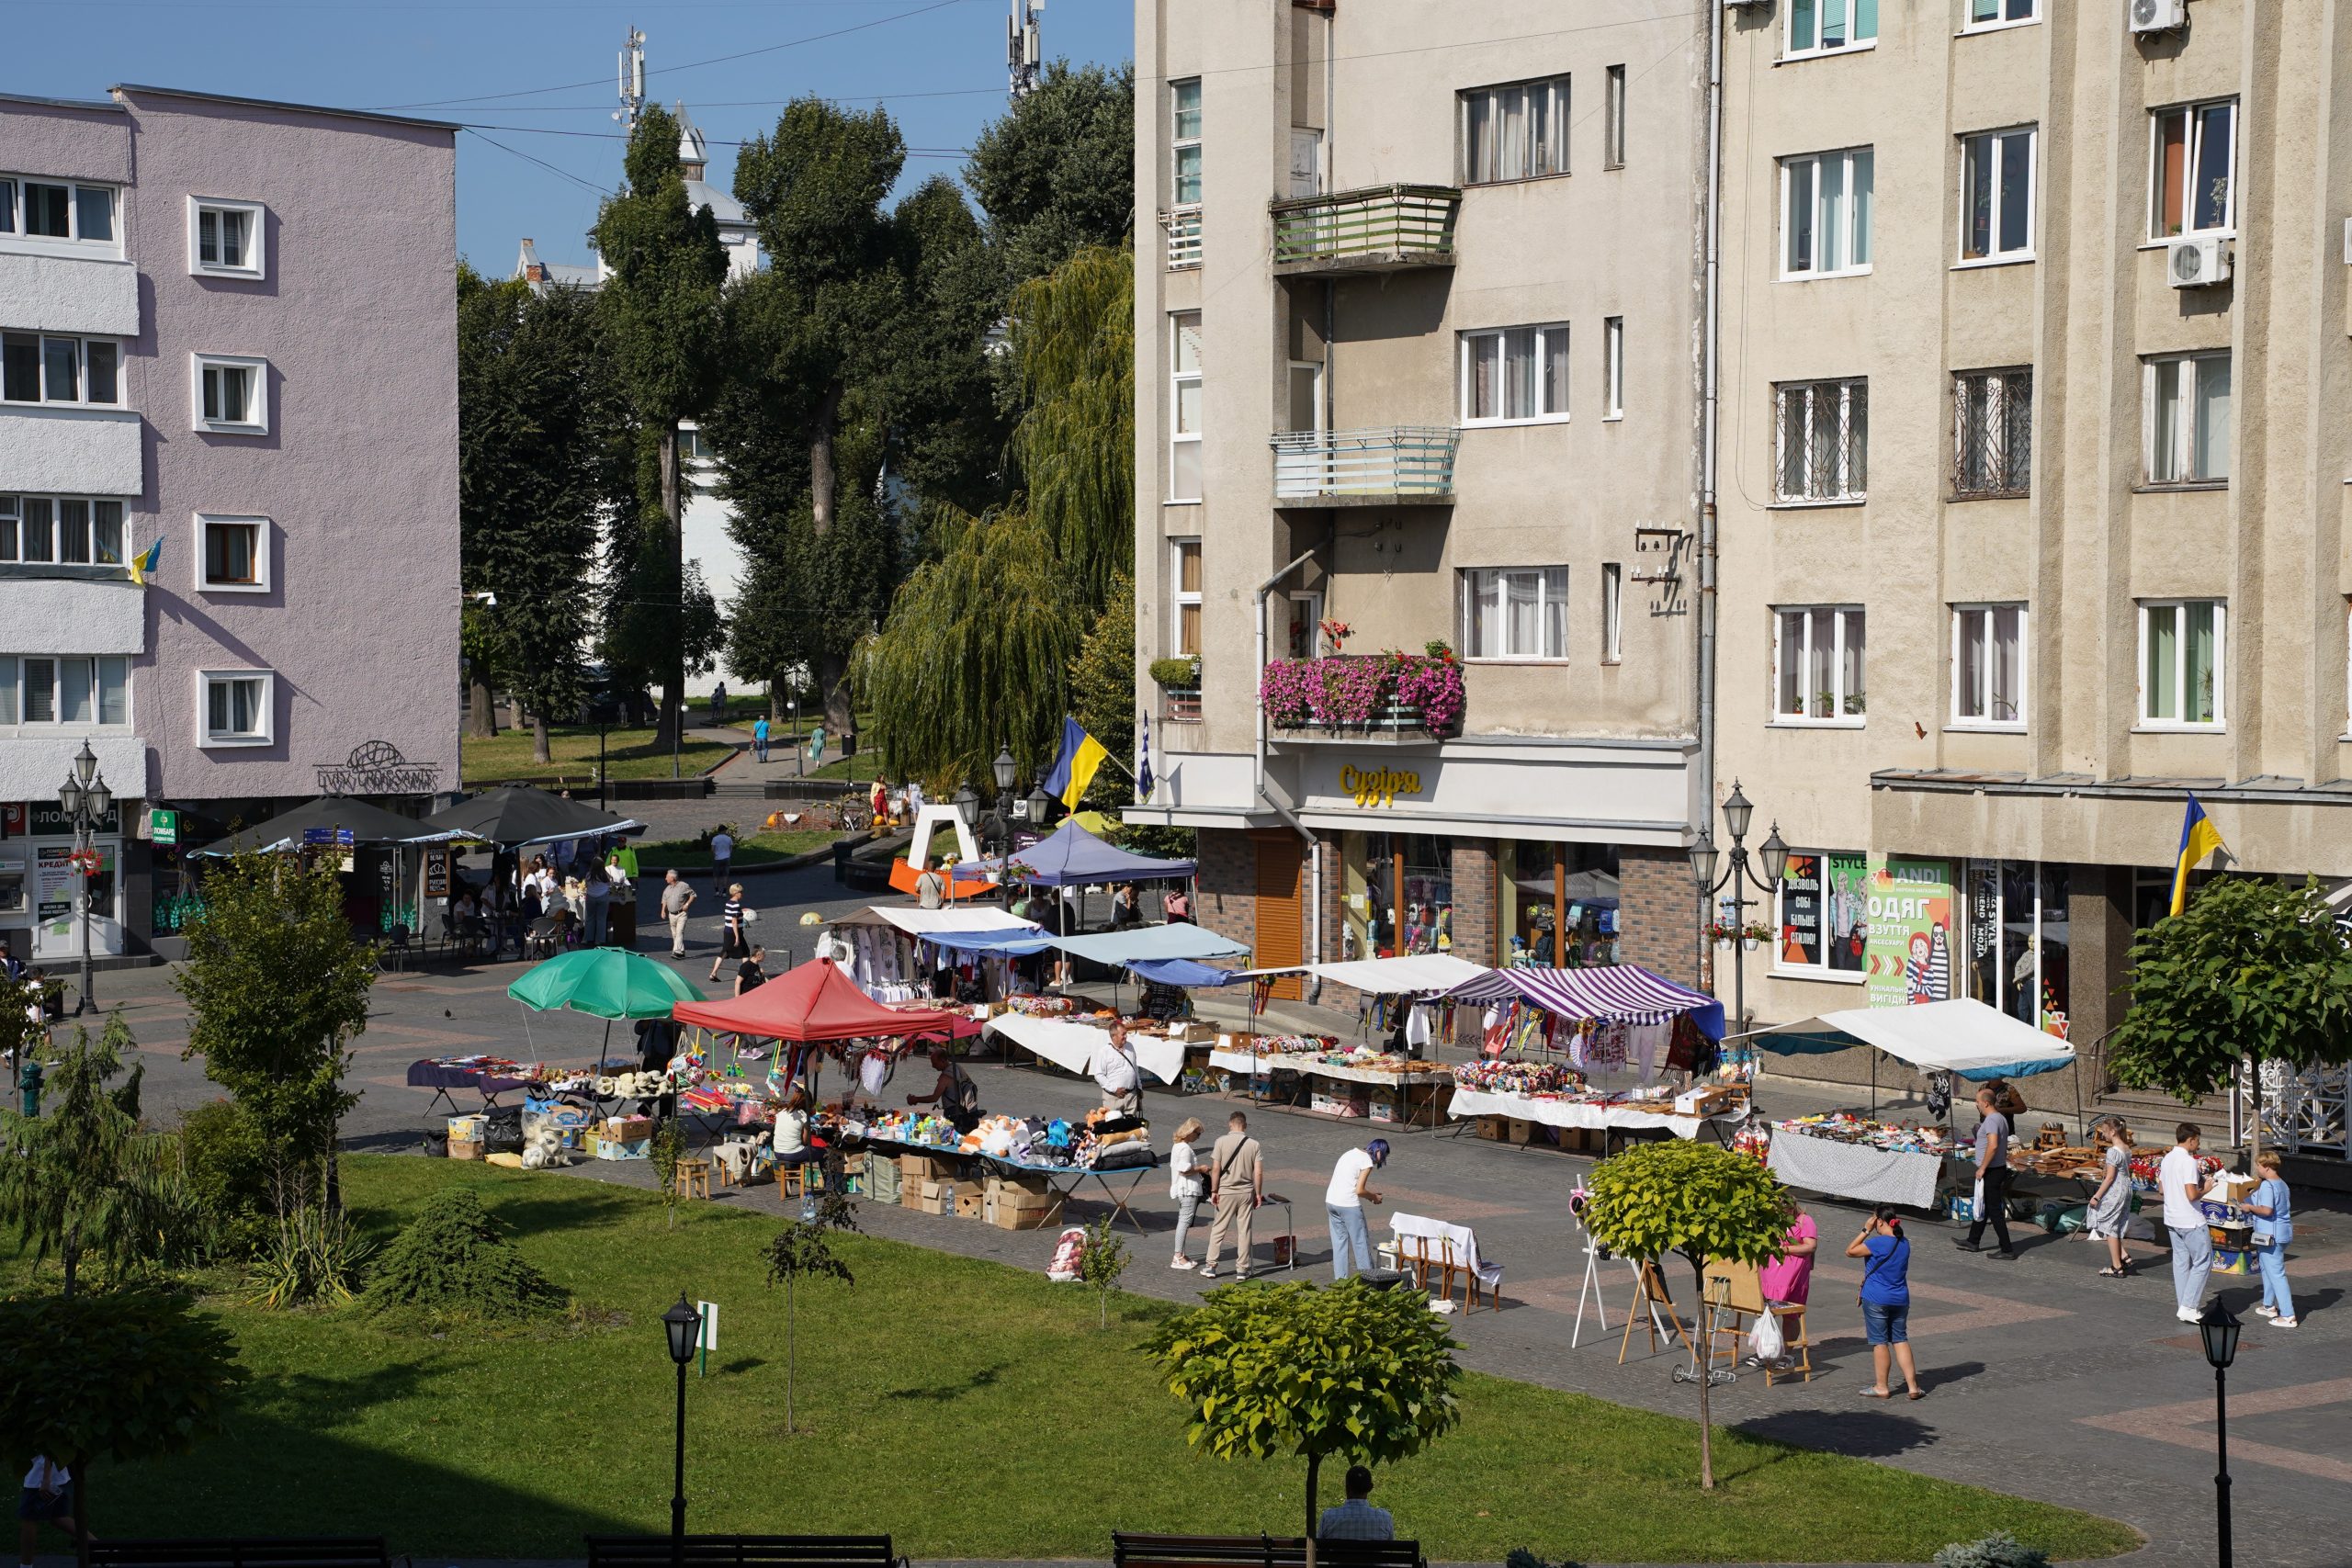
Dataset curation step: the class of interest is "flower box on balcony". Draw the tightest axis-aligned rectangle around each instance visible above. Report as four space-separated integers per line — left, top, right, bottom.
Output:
1260 649 1464 740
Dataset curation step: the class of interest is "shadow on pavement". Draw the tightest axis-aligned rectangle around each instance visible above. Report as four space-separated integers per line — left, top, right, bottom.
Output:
1734 1407 1937 1460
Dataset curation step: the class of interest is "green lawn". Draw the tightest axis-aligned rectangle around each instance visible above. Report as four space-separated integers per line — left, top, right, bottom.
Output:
462 726 738 786
67 1160 2135 1563
631 827 842 871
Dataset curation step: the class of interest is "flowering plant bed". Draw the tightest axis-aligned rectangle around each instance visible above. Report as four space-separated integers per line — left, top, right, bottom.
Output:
1260 644 1464 735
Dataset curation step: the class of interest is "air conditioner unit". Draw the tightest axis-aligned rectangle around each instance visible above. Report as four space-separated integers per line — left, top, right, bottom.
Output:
2168 236 2232 288
2130 0 2188 33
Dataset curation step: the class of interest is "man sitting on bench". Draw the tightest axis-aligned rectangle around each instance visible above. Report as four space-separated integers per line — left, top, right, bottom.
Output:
1317 1466 1394 1542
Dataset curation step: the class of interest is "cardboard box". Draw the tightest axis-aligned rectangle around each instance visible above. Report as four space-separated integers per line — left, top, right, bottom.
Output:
916 1188 955 1216
1508 1117 1536 1145
593 1135 650 1161
901 1152 955 1182
605 1115 653 1143
954 1190 986 1218
984 1190 1057 1228
1312 1090 1370 1119
1367 1088 1399 1124
448 1136 484 1161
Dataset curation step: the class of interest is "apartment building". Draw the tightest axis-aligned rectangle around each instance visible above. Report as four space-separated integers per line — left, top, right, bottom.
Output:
1127 1 1713 995
0 85 458 962
1713 0 2352 1073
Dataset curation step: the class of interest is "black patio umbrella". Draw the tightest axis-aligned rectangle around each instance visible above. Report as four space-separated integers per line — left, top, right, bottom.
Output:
418 784 641 848
190 795 440 858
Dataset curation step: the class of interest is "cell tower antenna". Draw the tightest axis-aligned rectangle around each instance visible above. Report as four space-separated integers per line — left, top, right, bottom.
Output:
1006 0 1043 98
615 26 647 127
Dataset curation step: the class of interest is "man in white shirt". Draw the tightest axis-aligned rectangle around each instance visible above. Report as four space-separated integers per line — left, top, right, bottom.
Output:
17 1454 79 1564
2161 1122 2213 1323
1325 1137 1389 1280
1092 1019 1142 1117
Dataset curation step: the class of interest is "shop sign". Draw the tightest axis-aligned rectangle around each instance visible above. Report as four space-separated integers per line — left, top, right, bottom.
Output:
29 802 119 837
0 804 23 838
150 808 178 846
1864 854 1955 1008
34 846 73 925
424 852 450 899
1778 852 1868 972
1340 763 1421 809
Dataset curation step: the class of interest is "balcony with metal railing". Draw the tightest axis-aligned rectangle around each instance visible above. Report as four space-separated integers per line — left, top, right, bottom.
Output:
1271 426 1458 506
1269 184 1460 276
1166 208 1202 270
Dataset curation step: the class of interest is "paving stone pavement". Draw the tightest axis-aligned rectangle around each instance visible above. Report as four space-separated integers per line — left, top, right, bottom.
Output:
84 862 2349 1567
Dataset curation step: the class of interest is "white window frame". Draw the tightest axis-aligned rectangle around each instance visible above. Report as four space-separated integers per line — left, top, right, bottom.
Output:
1458 75 1570 186
198 669 275 748
1961 0 2038 32
1950 603 2028 730
0 654 130 729
1458 566 1570 662
1773 378 1869 504
0 493 128 569
191 353 269 435
1170 78 1202 214
2143 352 2232 486
1457 323 1570 428
2148 99 2237 243
1285 589 1325 660
1602 65 1626 170
195 513 271 594
1779 148 1874 280
1600 562 1623 664
1770 604 1867 726
1601 317 1624 420
2136 599 2226 730
1784 0 1878 61
1170 537 1203 658
0 175 121 255
1168 312 1202 503
1772 849 1871 983
187 197 266 280
0 333 124 409
1958 126 2037 265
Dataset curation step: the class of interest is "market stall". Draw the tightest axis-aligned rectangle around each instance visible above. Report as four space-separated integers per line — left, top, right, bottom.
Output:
818 906 1046 1001
950 817 1197 887
189 795 445 940
418 785 648 951
1752 999 2077 1211
854 1108 1160 1233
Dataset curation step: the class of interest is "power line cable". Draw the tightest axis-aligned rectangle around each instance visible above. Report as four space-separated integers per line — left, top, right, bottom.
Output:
463 128 611 194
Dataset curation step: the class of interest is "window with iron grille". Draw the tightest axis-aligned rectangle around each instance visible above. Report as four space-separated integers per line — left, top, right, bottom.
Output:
1952 368 2031 497
1774 378 1867 502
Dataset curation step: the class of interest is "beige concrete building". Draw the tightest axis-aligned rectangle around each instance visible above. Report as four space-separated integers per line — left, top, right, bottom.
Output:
1126 1 1713 997
1713 0 2352 1073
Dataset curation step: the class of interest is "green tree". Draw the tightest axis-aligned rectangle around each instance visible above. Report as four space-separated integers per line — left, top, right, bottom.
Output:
1582 1141 1792 1490
592 104 729 750
172 851 375 1218
458 264 622 760
1069 570 1136 814
1077 1213 1129 1329
0 1290 243 1559
2109 875 2352 1125
762 1179 859 1434
1143 1279 1462 1535
966 60 1136 284
1005 245 1134 609
0 1017 192 1297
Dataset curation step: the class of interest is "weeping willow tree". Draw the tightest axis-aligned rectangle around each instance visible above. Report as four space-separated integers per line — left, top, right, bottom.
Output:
860 244 1134 788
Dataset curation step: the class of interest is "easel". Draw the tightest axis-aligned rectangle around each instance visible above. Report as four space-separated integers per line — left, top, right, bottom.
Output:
1572 1225 1663 1349
1617 1258 1698 1365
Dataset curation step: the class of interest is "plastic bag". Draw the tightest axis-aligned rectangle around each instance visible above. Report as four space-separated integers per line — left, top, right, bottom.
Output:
1046 1225 1087 1282
1750 1308 1785 1362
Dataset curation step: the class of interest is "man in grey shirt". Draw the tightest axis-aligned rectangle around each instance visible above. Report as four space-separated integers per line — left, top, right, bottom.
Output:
660 870 696 959
1957 1083 2016 1257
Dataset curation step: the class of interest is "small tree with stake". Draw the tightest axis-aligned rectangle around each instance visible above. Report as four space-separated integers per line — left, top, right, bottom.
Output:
1144 1279 1462 1536
1078 1213 1129 1328
761 1167 858 1435
1583 1140 1792 1491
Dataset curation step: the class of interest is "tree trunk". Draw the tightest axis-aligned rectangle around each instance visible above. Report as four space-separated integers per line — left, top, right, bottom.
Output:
325 1134 343 1219
786 1278 797 1435
1690 1258 1714 1489
807 387 854 745
467 675 498 737
72 1455 89 1568
532 713 552 765
656 421 686 751
62 1227 77 1300
1302 1452 1323 1539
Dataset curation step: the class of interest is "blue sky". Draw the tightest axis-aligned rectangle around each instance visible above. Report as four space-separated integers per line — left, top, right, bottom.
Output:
10 0 1131 270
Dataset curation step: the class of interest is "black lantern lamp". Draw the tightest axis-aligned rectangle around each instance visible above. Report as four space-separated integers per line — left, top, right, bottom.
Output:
1687 779 1783 1039
951 784 979 831
662 1293 700 1365
991 748 1017 795
2199 1299 2239 1568
662 1292 699 1559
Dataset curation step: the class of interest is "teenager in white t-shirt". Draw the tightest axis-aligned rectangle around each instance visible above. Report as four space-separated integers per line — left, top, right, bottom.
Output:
2159 1123 2212 1323
1324 1139 1389 1280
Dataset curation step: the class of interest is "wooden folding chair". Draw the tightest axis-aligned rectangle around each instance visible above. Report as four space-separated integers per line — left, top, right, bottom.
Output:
1618 1259 1694 1364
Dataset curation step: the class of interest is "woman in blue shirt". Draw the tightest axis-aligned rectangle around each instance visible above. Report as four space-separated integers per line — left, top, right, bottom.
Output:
2247 1150 2296 1329
1846 1204 1925 1400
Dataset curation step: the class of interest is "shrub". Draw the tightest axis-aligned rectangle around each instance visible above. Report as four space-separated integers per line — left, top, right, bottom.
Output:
247 1204 372 1310
1933 1535 2050 1568
1148 656 1200 689
364 1186 565 1324
179 1100 275 1260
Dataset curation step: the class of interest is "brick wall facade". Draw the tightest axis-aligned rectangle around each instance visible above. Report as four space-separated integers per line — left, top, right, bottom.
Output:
1618 844 1700 989
1451 839 1498 967
1194 828 1258 958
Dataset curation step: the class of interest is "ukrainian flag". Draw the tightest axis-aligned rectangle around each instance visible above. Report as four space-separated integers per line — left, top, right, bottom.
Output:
127 537 163 586
2170 793 2226 916
1041 716 1108 810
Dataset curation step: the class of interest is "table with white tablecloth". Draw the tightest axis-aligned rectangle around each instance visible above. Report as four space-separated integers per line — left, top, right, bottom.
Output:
1445 1085 1747 1143
1767 1125 1952 1211
982 1014 1189 1086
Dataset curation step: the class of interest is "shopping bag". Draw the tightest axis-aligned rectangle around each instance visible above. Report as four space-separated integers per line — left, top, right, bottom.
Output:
1972 1178 1985 1221
1749 1308 1785 1362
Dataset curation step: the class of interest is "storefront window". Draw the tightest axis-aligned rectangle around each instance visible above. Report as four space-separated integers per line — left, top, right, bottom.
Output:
1398 835 1453 954
1776 850 1868 976
1498 840 1619 966
1340 830 1393 962
1342 832 1457 958
1965 857 2070 1038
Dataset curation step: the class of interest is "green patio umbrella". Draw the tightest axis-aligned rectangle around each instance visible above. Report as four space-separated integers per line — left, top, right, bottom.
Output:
507 948 704 1069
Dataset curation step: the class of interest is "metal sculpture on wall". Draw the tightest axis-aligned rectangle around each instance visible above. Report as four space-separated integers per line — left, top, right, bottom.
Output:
315 740 440 797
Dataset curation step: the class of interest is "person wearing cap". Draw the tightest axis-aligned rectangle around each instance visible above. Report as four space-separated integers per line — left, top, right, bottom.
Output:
1324 1137 1389 1280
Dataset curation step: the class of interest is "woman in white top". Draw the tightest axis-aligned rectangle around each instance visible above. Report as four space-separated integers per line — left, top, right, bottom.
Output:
773 1087 817 1169
1168 1117 1208 1269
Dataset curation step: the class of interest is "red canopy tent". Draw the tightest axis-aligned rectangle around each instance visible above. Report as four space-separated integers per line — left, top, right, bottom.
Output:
670 957 959 1042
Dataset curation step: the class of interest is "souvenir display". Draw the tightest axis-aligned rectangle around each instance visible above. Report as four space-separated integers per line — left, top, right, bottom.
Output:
1772 1112 1958 1156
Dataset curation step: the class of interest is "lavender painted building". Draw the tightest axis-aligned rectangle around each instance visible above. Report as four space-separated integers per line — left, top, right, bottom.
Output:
0 85 458 962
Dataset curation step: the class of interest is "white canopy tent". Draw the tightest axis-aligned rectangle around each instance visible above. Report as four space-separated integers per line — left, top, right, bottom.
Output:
1749 998 2081 1128
1289 953 1489 994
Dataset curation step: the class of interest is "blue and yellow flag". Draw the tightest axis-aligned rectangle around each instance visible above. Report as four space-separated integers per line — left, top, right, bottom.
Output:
2170 793 2227 916
127 537 163 586
1041 716 1108 809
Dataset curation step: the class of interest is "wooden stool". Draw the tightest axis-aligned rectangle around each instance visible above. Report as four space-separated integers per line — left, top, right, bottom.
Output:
778 1160 807 1198
674 1157 712 1200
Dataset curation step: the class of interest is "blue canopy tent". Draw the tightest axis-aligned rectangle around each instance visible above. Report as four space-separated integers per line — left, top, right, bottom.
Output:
1127 957 1249 987
951 818 1196 886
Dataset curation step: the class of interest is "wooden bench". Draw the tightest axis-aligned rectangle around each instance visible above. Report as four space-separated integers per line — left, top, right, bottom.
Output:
1111 1532 1427 1568
583 1535 906 1568
89 1539 392 1568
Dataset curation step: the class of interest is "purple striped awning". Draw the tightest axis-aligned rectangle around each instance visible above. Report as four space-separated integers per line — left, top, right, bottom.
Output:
1442 963 1725 1041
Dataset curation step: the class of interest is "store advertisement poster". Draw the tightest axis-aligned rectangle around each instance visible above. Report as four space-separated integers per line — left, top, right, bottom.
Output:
35 846 73 932
1779 852 1869 972
1865 854 1955 1008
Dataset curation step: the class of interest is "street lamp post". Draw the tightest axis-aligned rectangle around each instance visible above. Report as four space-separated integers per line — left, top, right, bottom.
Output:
991 748 1017 862
1686 779 1788 1040
54 741 111 1018
2199 1300 2241 1568
662 1293 699 1567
